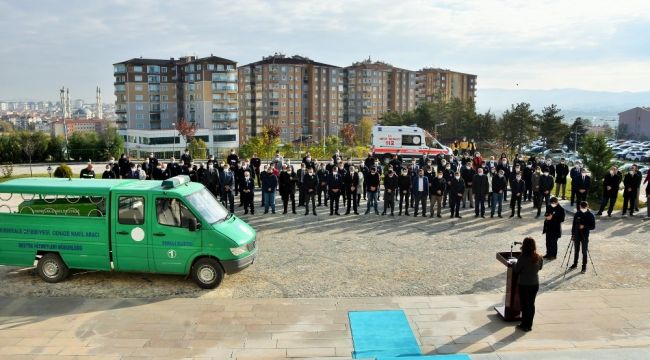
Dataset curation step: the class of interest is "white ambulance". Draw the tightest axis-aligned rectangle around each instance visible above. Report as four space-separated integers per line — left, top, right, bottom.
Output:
371 125 452 163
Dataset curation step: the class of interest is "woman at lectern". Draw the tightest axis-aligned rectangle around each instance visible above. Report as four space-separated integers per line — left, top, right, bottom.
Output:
514 237 543 332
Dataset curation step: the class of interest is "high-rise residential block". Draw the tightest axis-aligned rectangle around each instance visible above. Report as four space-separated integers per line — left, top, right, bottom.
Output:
415 68 477 104
113 55 239 158
344 59 416 124
238 54 344 144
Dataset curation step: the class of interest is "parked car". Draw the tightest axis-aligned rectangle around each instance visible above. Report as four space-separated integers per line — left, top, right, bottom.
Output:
625 151 647 162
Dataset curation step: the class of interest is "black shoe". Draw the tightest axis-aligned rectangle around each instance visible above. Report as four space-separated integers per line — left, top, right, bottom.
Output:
376 211 380 215
364 210 370 215
456 215 462 218
607 213 612 217
481 215 485 218
543 255 549 259
509 213 514 218
251 211 254 215
430 214 434 218
474 214 479 218
345 211 350 215
413 213 418 217
405 212 410 216
330 212 333 216
517 215 522 218
283 211 287 214
305 212 309 216
354 212 359 215
569 264 577 270
581 265 587 273
547 256 556 260
498 214 502 218
391 213 395 216
335 212 340 215
450 214 455 218
244 211 248 215
437 214 441 218
596 212 602 216
422 214 426 217
313 212 317 216
272 211 275 214
381 212 386 215
490 214 494 218
292 211 297 214
516 324 531 332
264 210 269 214
535 215 540 218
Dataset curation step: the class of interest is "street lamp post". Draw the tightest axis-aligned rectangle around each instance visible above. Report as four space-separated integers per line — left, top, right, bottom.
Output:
171 122 176 158
434 122 447 138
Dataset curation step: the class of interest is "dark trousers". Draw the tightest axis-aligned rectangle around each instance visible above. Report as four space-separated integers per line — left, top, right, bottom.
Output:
297 183 305 206
545 233 558 257
414 192 427 216
450 194 461 216
570 183 576 205
518 284 539 329
510 194 522 215
573 235 589 266
305 192 316 214
575 190 587 206
318 185 328 206
399 191 410 214
536 192 550 216
221 190 234 212
329 191 341 214
254 168 261 187
622 191 638 215
474 194 486 216
383 190 395 214
242 192 254 213
598 192 617 215
340 188 348 206
346 190 358 213
281 191 296 213
525 182 533 201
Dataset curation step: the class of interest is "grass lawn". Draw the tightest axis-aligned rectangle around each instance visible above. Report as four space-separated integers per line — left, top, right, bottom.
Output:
0 174 50 183
562 180 647 211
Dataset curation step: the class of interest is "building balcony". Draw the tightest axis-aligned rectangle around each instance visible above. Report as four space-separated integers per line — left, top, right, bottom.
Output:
116 118 127 123
115 109 127 114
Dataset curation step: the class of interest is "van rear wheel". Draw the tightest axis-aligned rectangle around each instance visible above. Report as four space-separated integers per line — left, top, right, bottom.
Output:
37 253 69 283
192 258 224 289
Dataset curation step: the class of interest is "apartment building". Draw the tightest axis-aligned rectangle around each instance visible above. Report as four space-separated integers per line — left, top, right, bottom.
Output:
113 56 239 158
238 54 344 144
619 107 650 140
344 59 416 124
415 68 477 104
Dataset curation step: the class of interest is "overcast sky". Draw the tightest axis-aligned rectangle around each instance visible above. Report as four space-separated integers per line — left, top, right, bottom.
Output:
1 0 649 102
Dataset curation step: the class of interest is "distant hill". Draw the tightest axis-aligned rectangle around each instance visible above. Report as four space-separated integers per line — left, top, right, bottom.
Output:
476 88 650 121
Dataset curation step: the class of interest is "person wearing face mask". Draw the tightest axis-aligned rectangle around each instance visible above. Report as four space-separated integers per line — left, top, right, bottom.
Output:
569 162 583 207
537 169 554 218
180 148 192 167
531 166 542 215
141 157 152 180
491 169 507 218
429 170 447 218
460 162 475 209
382 168 398 216
227 149 239 168
203 161 220 198
219 164 235 213
510 172 526 218
597 166 622 217
327 166 343 215
365 167 381 215
574 168 591 209
317 163 329 207
356 165 365 207
148 153 158 169
250 153 262 187
261 166 278 214
570 201 596 273
344 165 360 215
102 164 116 179
152 163 165 181
554 158 569 200
303 167 318 216
167 157 181 178
496 158 511 202
337 163 348 208
398 169 411 216
621 165 642 217
412 168 429 217
472 167 489 218
296 163 306 207
442 163 454 208
449 171 465 218
241 170 255 215
523 162 534 202
279 165 297 215
542 197 565 260
644 170 650 220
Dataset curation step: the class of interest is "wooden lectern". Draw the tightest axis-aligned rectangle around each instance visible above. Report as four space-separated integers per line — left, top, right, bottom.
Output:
495 251 522 321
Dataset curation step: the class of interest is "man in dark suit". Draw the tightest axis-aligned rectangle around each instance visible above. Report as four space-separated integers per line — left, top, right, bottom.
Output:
555 158 569 200
449 171 465 218
429 170 447 218
167 157 181 178
303 167 318 216
491 169 507 218
537 170 555 218
240 171 255 215
412 168 429 217
622 165 642 217
327 167 343 215
202 161 221 198
574 168 591 209
597 166 622 217
571 201 596 273
382 168 399 216
569 162 583 206
460 163 475 208
510 173 526 218
219 164 235 213
316 163 329 207
344 165 360 215
365 166 381 215
542 197 565 259
472 167 489 218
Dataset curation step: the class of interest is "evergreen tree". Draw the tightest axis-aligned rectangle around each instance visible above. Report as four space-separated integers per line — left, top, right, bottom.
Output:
579 134 613 201
539 104 569 148
563 117 591 152
498 102 537 152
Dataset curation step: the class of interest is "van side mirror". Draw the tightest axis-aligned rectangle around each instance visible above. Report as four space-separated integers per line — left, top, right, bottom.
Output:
188 218 200 232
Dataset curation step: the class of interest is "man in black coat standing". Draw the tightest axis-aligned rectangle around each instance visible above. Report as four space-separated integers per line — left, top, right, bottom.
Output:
412 168 429 217
227 149 239 168
429 170 447 218
327 167 343 215
542 197 565 259
344 165 360 215
316 163 329 206
597 166 622 217
240 171 255 215
382 168 398 216
571 201 596 273
555 158 569 200
365 166 381 215
491 169 507 218
510 173 526 218
279 165 297 214
398 168 411 216
622 165 642 217
250 153 262 187
303 167 318 216
536 170 554 218
472 167 489 218
574 168 591 209
449 171 465 218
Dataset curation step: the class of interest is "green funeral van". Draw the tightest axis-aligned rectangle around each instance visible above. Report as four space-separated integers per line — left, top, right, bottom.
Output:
0 175 257 289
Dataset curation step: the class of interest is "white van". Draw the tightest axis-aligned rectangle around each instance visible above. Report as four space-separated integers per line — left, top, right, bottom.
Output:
371 125 452 163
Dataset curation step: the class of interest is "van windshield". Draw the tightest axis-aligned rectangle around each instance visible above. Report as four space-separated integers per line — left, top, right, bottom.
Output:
185 188 229 224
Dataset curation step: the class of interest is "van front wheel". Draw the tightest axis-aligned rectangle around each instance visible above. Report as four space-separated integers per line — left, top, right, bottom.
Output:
192 258 224 289
37 253 69 283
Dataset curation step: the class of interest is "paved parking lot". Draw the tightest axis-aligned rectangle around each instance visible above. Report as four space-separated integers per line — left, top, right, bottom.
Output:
1 199 649 299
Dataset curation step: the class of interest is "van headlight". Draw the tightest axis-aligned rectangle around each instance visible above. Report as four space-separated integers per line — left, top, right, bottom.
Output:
230 245 248 256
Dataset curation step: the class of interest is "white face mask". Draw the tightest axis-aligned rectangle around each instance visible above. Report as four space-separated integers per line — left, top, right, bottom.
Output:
466 165 471 169
527 165 532 168
551 203 557 208
516 176 521 180
502 161 507 165
455 176 460 180
543 172 549 176
609 170 614 175
629 171 634 175
437 175 443 179
478 172 483 176
580 208 588 213
244 176 250 180
208 165 213 169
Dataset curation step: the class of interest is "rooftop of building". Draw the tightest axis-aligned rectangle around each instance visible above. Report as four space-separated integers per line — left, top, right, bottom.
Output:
114 55 236 66
241 53 340 68
418 67 477 77
346 57 415 72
